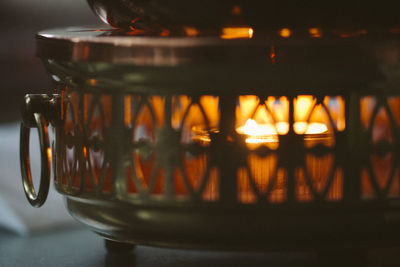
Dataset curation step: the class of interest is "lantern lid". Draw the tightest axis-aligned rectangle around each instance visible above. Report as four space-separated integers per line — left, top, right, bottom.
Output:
37 26 400 65
38 27 400 94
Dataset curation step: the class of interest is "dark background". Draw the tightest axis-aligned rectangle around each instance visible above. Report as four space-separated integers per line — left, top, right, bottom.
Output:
0 0 100 121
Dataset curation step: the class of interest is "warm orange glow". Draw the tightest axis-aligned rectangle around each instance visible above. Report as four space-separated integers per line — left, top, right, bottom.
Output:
47 148 52 160
172 96 219 130
173 96 220 144
89 79 97 86
236 119 327 144
233 95 346 145
235 96 289 132
294 95 346 133
83 146 87 158
232 5 242 15
124 95 131 126
160 29 170 37
360 96 400 145
335 29 367 38
221 27 254 39
191 126 218 144
179 95 344 146
270 45 276 64
237 119 280 144
309 27 322 38
184 27 200 37
294 122 328 135
279 28 292 38
127 26 145 35
242 119 278 136
294 95 314 121
131 18 140 24
200 96 220 127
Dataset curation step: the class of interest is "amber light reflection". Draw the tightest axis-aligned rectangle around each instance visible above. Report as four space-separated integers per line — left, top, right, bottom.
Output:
124 95 220 200
236 119 328 144
235 95 345 146
221 27 254 39
279 28 292 38
360 96 400 199
236 95 345 203
65 93 400 203
75 94 348 204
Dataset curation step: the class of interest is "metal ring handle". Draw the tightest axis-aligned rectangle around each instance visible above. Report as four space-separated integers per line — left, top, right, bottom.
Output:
20 113 50 207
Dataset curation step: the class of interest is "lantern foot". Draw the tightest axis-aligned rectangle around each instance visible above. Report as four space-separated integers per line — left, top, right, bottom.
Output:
104 239 136 253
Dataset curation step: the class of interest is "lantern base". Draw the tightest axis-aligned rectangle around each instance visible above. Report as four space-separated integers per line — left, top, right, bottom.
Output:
65 196 400 251
104 239 136 254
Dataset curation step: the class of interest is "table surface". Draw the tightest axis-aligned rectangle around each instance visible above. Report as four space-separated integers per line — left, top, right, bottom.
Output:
1 226 400 267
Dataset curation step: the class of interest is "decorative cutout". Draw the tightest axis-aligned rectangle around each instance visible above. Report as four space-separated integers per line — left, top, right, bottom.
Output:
61 93 80 190
83 94 112 193
172 95 219 200
362 153 399 199
238 153 286 204
128 96 159 195
295 154 341 202
360 96 400 200
56 91 400 207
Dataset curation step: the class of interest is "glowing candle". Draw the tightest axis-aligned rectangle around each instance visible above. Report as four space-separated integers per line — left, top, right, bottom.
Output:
236 119 328 145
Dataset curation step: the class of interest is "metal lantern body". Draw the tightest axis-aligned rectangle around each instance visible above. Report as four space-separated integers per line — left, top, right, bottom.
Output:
20 27 400 250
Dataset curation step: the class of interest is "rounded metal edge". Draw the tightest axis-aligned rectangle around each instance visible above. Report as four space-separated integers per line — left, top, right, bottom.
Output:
36 27 400 67
36 27 265 66
65 196 400 251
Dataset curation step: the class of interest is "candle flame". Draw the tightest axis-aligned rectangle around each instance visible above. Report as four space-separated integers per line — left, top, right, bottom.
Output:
243 119 274 136
237 119 328 144
188 95 344 146
294 121 328 135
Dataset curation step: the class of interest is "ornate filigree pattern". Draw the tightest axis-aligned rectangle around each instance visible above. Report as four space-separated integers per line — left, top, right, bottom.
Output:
361 96 400 200
57 93 81 192
55 90 400 206
55 91 113 195
123 95 219 201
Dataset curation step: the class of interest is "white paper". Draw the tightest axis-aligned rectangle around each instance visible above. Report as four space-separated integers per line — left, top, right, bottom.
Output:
0 122 77 235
